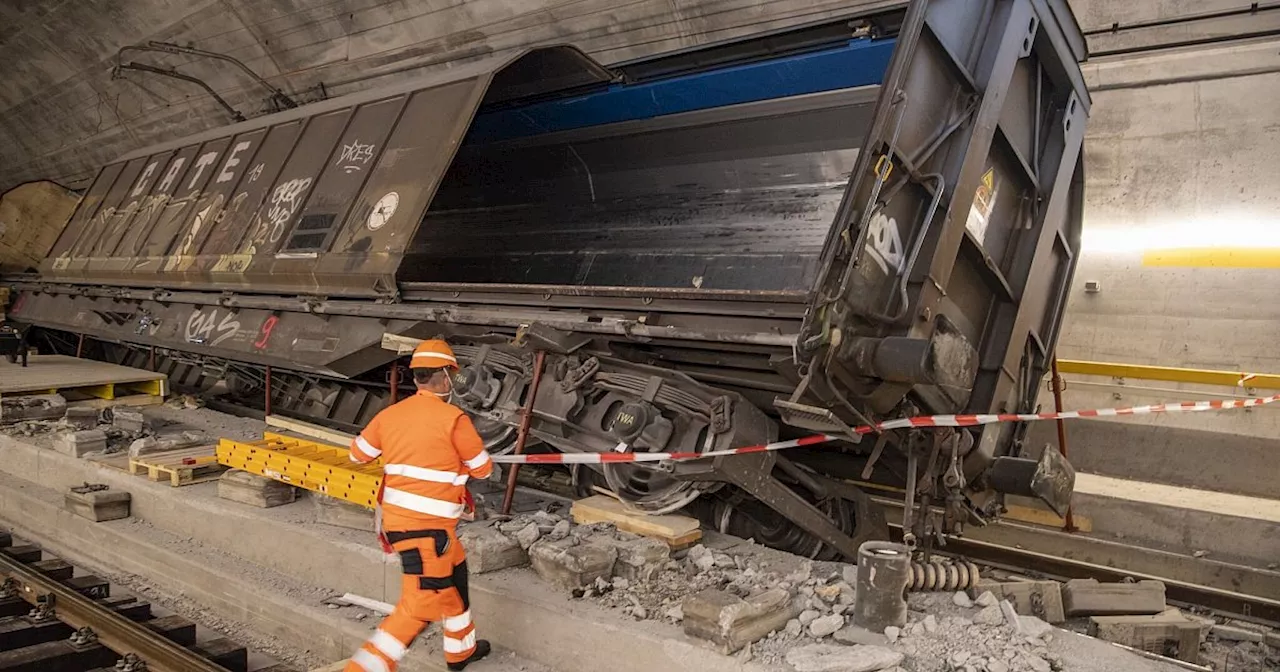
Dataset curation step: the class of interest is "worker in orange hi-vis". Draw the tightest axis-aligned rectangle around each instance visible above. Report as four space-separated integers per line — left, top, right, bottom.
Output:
343 339 494 672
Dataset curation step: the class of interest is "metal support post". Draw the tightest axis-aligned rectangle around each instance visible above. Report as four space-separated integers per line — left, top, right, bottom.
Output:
502 351 546 515
264 365 273 417
389 362 400 403
1050 358 1077 532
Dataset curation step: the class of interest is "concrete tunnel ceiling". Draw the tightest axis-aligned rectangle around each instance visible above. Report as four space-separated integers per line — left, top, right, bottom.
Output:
3 0 1278 194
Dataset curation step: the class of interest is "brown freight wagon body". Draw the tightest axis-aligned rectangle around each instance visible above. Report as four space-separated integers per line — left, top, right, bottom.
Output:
11 0 1090 559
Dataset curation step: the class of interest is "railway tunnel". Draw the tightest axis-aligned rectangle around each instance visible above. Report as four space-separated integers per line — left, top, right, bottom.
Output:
1 1 1279 671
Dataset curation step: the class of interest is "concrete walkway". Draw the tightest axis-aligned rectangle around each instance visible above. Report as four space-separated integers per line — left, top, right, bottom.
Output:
0 433 771 672
1075 473 1280 524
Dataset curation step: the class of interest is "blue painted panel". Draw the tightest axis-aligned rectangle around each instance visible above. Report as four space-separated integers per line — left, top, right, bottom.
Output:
469 38 895 143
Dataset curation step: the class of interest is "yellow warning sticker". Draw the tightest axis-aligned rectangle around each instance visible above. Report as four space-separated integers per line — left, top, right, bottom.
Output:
966 167 998 243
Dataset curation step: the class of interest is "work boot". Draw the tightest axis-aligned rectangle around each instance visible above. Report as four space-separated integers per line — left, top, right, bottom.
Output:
447 640 491 671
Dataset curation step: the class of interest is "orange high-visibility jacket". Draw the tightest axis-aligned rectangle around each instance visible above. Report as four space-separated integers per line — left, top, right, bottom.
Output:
349 391 493 531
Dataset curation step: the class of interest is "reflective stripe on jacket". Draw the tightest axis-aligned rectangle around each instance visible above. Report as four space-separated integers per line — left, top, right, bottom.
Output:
349 391 492 531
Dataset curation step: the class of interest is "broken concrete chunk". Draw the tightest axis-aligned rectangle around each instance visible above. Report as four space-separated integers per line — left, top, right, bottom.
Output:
785 644 904 672
217 469 296 508
687 544 716 572
63 406 100 430
127 436 158 457
973 604 1005 626
311 493 374 531
0 394 66 422
1090 609 1202 663
546 519 571 541
808 613 844 638
834 625 888 646
529 537 617 591
1019 615 1055 639
127 431 204 458
532 510 562 527
610 535 670 583
64 488 130 522
974 580 1066 623
999 600 1022 634
460 524 528 573
883 626 900 643
111 408 147 433
515 522 542 549
974 590 999 608
1063 578 1166 616
953 591 973 608
56 429 107 457
683 588 800 654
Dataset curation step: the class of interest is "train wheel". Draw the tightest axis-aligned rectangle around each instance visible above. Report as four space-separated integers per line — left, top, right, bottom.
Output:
602 463 705 516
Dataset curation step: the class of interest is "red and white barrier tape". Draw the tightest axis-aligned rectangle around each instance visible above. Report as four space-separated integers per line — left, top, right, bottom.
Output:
489 393 1280 465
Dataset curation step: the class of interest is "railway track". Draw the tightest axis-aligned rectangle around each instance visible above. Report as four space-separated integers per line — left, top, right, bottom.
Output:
906 529 1280 628
0 528 283 672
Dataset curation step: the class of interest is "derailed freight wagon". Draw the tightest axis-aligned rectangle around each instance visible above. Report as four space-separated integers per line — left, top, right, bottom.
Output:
11 0 1089 558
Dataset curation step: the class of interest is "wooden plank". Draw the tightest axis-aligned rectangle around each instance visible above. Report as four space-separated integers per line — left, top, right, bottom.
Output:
571 494 702 548
1004 502 1094 532
265 416 353 447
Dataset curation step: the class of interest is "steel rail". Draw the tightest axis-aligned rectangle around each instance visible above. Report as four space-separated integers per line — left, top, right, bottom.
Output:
0 548 226 672
925 532 1280 627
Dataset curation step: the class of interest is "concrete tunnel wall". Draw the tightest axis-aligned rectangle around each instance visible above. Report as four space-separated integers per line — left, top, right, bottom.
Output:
0 0 901 192
1025 31 1280 498
1 1 1278 495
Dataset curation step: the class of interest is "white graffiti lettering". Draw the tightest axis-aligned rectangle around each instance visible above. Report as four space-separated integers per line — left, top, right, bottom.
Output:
184 308 241 347
864 212 905 275
264 177 312 243
131 161 159 198
337 141 375 173
247 163 264 183
187 151 220 190
157 158 187 193
217 141 252 183
174 193 224 258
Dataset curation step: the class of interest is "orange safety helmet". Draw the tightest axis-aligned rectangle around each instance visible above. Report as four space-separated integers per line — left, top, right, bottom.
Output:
408 338 459 370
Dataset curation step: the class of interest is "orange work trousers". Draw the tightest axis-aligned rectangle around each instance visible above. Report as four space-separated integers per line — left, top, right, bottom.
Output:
345 528 476 672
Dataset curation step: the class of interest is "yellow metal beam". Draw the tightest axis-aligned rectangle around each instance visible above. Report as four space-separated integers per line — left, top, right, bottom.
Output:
1143 247 1280 268
1056 359 1280 390
216 432 382 509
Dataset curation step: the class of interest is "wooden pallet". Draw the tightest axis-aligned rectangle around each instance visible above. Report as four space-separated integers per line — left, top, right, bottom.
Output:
128 446 225 486
0 354 168 401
